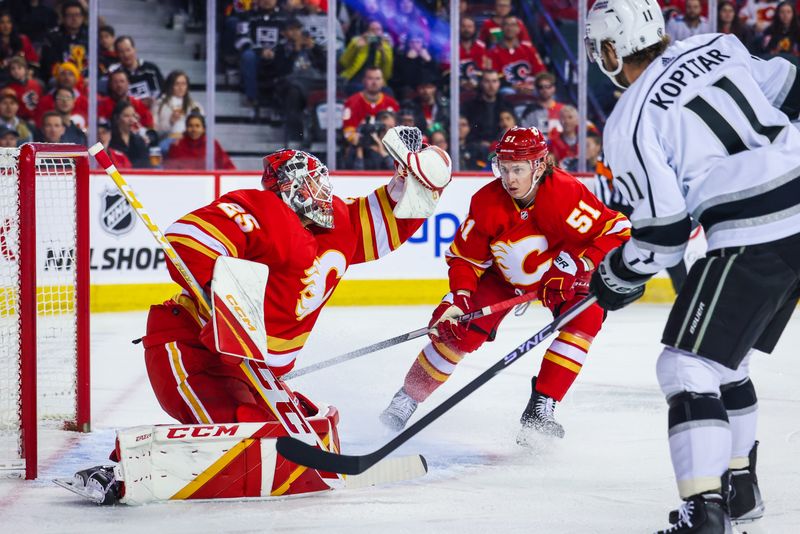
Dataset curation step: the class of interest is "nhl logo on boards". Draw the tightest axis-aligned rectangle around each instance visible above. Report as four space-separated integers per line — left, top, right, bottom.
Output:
100 188 135 236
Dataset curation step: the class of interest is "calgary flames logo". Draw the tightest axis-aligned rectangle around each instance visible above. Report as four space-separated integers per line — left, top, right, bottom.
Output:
296 250 346 320
491 235 550 287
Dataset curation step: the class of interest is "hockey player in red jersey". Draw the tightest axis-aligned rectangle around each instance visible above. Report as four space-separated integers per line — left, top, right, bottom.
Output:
66 127 452 504
380 126 631 442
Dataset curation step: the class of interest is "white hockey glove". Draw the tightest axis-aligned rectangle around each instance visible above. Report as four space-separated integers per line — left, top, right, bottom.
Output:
383 126 452 218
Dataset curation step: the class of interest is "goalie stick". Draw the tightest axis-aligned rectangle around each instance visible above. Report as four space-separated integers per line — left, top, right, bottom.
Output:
283 291 539 380
275 294 598 475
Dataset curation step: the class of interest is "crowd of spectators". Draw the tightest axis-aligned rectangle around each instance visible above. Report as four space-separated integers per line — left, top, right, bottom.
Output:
0 0 796 172
0 0 233 170
220 0 800 172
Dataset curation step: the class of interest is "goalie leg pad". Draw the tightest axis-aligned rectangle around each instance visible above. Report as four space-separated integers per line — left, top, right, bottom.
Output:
115 406 340 504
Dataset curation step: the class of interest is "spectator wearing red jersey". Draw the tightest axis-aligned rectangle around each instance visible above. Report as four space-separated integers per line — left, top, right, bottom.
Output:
165 113 236 170
34 62 88 126
488 16 547 95
342 66 399 147
479 0 531 46
519 72 564 134
548 105 598 164
0 11 39 71
6 56 42 122
459 16 490 91
97 120 132 170
99 69 154 131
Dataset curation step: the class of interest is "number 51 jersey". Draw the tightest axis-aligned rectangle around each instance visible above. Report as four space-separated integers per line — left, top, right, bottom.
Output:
602 33 800 276
445 168 631 294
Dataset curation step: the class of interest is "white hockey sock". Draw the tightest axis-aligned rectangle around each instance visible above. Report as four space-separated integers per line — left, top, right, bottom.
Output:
667 392 732 498
721 377 758 467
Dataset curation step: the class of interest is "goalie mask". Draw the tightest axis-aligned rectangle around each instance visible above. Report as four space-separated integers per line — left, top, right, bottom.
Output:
491 127 548 199
262 149 334 229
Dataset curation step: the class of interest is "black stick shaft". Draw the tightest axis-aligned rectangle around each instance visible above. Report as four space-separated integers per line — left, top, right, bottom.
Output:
276 295 597 474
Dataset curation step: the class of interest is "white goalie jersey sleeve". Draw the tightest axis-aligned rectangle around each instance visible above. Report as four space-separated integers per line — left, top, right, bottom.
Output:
603 33 800 277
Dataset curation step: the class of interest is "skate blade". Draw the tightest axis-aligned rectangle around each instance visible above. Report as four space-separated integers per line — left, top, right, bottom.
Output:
733 519 768 534
53 478 105 504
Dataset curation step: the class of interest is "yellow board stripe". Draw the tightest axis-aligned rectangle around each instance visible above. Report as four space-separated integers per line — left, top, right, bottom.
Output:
167 342 211 424
558 331 592 351
543 350 582 374
358 197 376 261
375 187 401 250
417 352 449 382
86 278 683 314
183 213 239 256
167 235 220 261
267 331 311 353
171 438 255 500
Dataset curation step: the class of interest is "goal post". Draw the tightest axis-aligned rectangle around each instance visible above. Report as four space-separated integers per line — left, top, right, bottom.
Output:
1 143 90 480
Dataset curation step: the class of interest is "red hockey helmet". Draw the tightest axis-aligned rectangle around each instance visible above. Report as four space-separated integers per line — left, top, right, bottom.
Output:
492 127 549 198
262 149 334 228
494 126 548 162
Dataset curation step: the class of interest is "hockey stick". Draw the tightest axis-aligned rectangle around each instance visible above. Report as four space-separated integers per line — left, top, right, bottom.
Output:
283 291 539 380
88 144 348 477
275 294 598 474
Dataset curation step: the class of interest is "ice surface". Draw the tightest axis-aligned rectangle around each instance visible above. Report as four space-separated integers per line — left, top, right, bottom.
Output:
1 305 798 533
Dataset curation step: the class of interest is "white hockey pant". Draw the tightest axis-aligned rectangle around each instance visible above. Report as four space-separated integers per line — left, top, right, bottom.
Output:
656 347 757 498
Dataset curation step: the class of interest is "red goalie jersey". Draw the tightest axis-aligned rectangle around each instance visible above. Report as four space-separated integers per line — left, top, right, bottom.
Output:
161 186 423 376
446 168 630 295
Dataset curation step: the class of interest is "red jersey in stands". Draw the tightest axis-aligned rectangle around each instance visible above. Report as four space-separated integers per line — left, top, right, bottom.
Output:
445 169 630 294
479 18 531 46
489 43 547 86
165 134 236 170
98 95 154 129
342 92 399 140
164 186 423 375
7 78 43 122
459 39 490 85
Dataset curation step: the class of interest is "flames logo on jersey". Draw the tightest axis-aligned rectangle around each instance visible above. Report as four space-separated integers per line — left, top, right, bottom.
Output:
503 61 531 85
296 250 346 320
491 235 551 287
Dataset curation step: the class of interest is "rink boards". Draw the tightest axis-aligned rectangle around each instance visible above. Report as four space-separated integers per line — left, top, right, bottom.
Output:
86 170 700 312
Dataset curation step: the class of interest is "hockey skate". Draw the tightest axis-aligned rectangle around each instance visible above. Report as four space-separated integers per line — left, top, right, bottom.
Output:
657 493 733 534
54 465 122 505
516 376 565 445
728 442 765 524
379 388 418 431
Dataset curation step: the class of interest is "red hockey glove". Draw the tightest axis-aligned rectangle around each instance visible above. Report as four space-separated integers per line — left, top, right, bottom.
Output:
538 251 592 312
428 291 473 349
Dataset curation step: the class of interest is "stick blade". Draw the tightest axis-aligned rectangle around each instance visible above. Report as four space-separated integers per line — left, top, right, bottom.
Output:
276 436 371 475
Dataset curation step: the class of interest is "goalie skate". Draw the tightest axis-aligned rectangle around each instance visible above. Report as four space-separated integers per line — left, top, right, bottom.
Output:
54 466 121 505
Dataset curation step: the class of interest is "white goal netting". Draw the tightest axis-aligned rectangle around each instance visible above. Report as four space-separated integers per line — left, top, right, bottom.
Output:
0 148 81 475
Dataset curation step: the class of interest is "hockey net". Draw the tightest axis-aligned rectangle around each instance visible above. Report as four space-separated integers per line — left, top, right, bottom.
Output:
0 144 90 480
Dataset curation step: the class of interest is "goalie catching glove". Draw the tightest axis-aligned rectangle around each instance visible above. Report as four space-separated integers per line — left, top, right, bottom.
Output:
384 126 452 218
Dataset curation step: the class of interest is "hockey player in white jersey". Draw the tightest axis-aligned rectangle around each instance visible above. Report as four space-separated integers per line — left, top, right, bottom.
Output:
586 0 800 532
